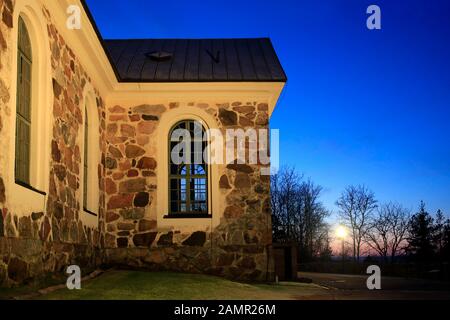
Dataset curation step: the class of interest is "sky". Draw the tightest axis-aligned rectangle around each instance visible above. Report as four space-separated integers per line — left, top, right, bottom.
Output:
85 0 450 219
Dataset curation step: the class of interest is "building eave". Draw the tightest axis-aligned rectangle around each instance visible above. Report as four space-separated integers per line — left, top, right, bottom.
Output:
108 81 285 117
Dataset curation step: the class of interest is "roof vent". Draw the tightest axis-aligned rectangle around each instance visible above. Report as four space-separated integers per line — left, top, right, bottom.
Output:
146 51 173 62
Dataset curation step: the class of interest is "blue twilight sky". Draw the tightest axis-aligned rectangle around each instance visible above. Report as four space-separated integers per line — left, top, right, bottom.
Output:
85 0 450 217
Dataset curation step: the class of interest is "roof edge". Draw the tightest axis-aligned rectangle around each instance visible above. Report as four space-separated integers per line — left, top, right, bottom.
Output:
79 0 122 81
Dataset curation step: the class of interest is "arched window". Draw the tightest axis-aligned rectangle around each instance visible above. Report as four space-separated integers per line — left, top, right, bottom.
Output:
169 120 209 216
9 3 53 216
82 97 99 219
15 16 32 184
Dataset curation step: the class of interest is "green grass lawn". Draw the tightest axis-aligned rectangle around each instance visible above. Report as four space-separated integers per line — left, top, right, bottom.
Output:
32 270 324 300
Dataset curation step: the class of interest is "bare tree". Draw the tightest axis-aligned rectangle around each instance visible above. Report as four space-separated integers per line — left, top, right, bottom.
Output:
365 202 410 262
336 185 377 261
271 167 330 262
315 223 333 260
388 203 411 261
364 207 390 261
297 179 330 260
271 167 302 241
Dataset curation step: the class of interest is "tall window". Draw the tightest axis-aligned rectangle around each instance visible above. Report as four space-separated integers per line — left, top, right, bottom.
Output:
83 106 89 210
15 17 32 184
82 101 98 217
169 120 209 216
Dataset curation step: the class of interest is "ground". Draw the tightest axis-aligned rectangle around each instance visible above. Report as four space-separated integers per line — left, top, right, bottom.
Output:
1 270 449 300
298 272 450 300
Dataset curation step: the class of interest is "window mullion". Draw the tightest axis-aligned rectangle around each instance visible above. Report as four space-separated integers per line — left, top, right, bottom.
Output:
186 120 191 213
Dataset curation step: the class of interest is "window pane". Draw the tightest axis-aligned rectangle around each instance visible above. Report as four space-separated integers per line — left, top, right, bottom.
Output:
193 164 206 175
170 201 179 213
170 178 178 190
16 58 31 121
18 17 32 61
180 179 187 201
15 118 30 183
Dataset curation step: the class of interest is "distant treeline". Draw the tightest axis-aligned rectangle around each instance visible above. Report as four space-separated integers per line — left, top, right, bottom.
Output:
271 167 450 265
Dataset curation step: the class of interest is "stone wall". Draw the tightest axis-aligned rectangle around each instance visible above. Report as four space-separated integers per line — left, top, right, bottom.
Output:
42 6 106 247
0 238 102 286
104 101 274 281
0 0 13 210
0 1 14 284
0 2 106 287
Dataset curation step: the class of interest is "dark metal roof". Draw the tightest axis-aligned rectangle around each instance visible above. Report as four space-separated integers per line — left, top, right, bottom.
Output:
103 38 287 83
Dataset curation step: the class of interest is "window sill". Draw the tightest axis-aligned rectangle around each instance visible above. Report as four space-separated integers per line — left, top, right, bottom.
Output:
83 208 98 217
164 213 212 219
15 180 47 196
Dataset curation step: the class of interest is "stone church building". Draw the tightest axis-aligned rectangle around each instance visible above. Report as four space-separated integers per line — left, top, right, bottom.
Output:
0 0 286 286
